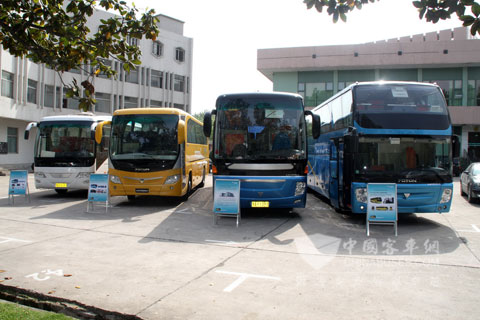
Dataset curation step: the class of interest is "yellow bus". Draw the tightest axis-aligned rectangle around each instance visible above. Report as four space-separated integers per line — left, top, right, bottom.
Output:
95 108 209 200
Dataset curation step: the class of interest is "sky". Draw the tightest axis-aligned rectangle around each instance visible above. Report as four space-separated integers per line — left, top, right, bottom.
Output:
131 0 461 115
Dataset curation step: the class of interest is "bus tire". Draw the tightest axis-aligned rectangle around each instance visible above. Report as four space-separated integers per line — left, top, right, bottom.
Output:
55 189 67 195
468 185 475 203
198 168 206 188
183 174 192 201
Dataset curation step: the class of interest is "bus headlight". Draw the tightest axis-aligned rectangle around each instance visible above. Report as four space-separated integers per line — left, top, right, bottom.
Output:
76 172 90 178
165 174 180 185
35 172 46 178
295 182 306 196
440 188 452 203
355 188 367 203
110 175 121 184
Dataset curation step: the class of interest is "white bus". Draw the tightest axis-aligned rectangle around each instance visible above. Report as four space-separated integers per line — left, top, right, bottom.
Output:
24 113 111 194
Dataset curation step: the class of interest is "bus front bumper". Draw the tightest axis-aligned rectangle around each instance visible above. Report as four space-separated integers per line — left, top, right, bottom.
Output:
214 175 307 209
351 182 453 214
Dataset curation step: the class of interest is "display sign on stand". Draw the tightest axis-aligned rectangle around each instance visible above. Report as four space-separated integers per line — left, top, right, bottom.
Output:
213 179 241 227
8 170 30 204
366 183 398 236
87 174 109 213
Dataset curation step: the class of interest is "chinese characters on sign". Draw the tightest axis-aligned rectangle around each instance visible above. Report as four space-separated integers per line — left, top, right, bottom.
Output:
342 237 440 255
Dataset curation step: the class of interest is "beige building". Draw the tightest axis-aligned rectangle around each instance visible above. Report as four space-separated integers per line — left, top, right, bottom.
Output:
0 11 193 171
257 27 480 162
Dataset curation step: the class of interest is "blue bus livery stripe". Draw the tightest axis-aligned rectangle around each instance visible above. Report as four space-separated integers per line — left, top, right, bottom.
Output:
354 121 452 136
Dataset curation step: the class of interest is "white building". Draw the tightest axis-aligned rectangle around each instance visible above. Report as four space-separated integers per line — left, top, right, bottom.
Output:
0 10 193 171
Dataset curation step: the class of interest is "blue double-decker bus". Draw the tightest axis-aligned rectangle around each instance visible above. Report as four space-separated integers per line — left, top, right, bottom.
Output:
204 92 320 209
308 81 459 214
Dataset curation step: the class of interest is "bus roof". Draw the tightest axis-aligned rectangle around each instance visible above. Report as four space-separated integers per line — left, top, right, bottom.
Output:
216 92 303 101
39 113 111 122
113 107 189 117
313 81 442 111
347 81 439 89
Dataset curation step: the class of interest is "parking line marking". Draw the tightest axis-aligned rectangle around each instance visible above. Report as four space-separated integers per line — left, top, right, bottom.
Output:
205 240 238 245
0 236 31 244
216 270 280 292
457 225 480 233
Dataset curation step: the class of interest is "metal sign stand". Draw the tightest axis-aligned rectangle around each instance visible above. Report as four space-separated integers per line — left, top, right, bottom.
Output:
86 174 109 213
8 170 30 205
366 183 398 237
213 179 241 228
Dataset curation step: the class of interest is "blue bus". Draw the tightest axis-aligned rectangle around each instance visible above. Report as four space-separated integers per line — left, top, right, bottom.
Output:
308 81 460 214
203 92 320 209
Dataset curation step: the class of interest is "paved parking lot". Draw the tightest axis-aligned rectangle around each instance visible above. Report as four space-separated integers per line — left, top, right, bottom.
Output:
1 174 480 319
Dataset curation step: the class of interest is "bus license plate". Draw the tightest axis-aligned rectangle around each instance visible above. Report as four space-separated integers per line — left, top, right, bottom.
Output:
252 201 269 208
55 183 67 188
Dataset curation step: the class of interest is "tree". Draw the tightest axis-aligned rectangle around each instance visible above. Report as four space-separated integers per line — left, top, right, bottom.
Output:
303 0 480 36
0 0 160 111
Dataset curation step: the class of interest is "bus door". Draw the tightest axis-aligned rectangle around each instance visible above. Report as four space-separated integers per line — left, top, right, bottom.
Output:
337 141 345 210
329 141 339 208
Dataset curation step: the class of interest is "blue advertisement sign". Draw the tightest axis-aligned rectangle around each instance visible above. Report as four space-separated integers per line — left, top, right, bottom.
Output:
367 183 397 222
213 179 240 214
9 170 28 195
88 174 109 202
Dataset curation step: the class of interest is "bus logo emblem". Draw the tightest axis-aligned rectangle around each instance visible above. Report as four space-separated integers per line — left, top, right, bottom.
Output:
404 193 411 199
140 179 144 183
258 192 263 197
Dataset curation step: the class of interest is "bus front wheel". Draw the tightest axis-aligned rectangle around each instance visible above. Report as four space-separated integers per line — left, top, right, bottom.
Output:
182 174 192 201
198 168 206 188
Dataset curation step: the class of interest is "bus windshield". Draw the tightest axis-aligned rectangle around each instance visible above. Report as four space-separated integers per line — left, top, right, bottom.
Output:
35 121 95 159
215 96 307 161
110 114 178 161
354 84 450 130
355 136 452 183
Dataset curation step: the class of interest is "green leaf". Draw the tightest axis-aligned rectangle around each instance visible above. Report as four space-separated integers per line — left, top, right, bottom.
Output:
472 3 480 17
460 15 475 26
412 1 423 9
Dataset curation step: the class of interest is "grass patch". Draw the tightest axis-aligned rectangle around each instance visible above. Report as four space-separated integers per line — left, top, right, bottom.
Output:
0 302 73 320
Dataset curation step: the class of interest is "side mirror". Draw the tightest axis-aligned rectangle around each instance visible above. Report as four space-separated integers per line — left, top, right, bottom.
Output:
203 111 212 138
95 120 111 144
452 135 460 158
178 120 185 144
24 122 38 140
305 110 320 139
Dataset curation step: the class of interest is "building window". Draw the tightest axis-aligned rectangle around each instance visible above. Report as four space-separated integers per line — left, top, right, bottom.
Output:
2 71 14 98
150 99 162 107
151 70 163 88
338 82 354 91
27 79 37 104
44 85 54 107
467 80 480 106
152 41 163 57
125 68 139 84
127 36 139 47
124 96 138 108
64 91 79 110
298 82 333 107
175 47 185 62
425 80 462 106
96 59 112 79
95 92 111 113
7 127 18 154
174 75 185 92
